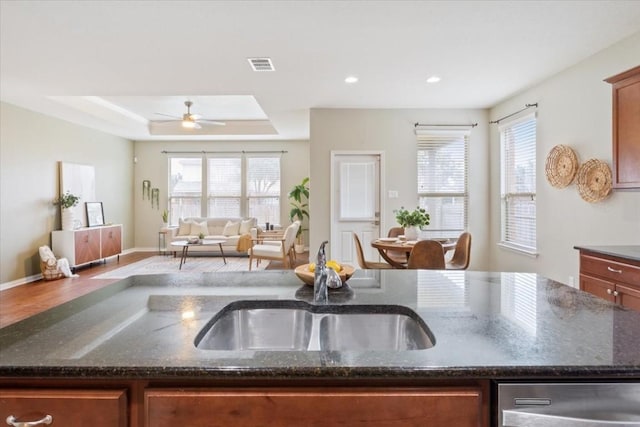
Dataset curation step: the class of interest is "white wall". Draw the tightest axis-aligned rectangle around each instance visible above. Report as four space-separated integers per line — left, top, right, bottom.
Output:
489 31 640 285
0 102 135 284
132 139 310 250
309 108 490 269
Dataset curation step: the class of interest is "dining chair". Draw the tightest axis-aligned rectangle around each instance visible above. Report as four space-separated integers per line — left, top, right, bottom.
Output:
407 240 446 270
352 233 393 269
248 221 300 270
384 226 408 264
446 232 471 270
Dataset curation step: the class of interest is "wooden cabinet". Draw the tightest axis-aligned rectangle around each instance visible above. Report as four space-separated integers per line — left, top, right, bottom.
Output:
578 251 640 310
144 387 483 427
101 225 122 258
52 224 122 268
0 389 127 427
73 228 101 265
605 65 640 189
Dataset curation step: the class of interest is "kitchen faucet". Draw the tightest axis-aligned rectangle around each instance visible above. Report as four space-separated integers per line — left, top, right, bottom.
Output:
314 241 329 304
314 241 341 304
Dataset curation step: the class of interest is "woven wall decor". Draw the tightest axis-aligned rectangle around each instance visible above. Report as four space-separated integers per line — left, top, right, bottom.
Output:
576 159 612 203
545 145 579 188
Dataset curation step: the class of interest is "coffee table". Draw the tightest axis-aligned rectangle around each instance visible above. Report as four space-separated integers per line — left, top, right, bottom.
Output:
171 240 227 270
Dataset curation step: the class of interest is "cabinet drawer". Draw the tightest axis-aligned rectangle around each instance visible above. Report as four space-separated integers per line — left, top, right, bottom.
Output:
617 284 640 311
580 254 640 285
145 387 483 427
0 389 127 427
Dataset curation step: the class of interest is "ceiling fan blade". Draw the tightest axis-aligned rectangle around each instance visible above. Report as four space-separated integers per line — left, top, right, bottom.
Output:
154 112 181 119
199 119 226 126
151 119 180 124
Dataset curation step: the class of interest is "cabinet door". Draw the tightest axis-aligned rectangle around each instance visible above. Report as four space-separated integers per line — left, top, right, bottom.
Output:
580 274 616 303
606 65 640 189
0 389 127 427
617 284 640 311
145 387 483 427
74 229 101 265
101 226 122 258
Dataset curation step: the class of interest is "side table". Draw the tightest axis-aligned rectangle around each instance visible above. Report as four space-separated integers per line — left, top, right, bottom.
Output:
158 229 171 255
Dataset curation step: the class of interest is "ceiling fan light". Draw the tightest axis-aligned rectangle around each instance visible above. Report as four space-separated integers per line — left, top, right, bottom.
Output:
182 120 197 129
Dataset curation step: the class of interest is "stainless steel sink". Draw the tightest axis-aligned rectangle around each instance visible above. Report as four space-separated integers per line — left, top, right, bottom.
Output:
194 300 435 351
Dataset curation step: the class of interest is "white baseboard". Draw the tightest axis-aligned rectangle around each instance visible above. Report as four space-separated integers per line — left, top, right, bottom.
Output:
0 273 43 291
0 247 143 291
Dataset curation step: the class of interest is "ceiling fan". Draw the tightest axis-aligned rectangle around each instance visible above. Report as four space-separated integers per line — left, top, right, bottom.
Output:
153 101 225 129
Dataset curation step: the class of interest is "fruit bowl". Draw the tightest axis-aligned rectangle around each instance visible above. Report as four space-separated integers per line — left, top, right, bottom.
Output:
294 263 355 286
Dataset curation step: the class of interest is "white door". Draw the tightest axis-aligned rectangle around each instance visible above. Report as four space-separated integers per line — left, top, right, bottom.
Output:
330 152 383 264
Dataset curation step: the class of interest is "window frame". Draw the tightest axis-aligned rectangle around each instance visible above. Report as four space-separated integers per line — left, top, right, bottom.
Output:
415 129 469 239
167 153 281 226
168 155 203 226
499 112 538 255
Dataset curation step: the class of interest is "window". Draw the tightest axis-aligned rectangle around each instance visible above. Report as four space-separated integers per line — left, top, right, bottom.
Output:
416 130 469 239
168 153 281 226
246 156 280 225
500 113 537 253
208 157 242 217
168 157 202 224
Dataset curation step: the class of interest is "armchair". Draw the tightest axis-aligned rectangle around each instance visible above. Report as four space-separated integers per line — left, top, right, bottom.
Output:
248 221 300 270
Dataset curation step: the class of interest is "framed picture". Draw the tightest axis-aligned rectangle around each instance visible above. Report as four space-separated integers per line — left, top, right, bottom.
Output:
86 202 105 227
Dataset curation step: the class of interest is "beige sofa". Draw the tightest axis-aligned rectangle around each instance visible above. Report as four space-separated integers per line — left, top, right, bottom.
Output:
169 217 259 255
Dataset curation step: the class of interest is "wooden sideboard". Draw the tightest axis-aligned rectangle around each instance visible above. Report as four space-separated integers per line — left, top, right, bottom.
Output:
577 249 640 311
605 65 640 190
52 224 122 268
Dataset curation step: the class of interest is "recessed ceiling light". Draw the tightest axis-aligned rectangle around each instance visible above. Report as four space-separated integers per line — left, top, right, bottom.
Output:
345 76 359 84
426 76 441 84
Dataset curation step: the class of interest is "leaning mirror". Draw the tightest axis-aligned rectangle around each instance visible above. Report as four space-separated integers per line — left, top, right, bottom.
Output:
86 202 105 227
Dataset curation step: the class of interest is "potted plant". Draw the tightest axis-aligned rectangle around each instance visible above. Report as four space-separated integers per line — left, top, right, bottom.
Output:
288 177 309 253
394 206 430 240
54 191 80 230
198 232 205 243
161 209 169 228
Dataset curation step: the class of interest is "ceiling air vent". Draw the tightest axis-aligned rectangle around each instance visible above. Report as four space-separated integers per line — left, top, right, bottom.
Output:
248 57 275 72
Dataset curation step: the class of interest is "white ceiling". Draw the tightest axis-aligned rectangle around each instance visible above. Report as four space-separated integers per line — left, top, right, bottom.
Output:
2 1 640 141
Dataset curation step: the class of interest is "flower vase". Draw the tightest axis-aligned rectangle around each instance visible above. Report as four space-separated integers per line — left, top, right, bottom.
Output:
61 209 75 231
404 226 419 241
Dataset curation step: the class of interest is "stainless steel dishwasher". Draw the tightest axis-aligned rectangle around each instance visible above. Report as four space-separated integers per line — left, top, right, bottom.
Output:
497 383 640 426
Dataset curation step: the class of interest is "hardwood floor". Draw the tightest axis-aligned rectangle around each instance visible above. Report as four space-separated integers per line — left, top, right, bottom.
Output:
0 251 309 329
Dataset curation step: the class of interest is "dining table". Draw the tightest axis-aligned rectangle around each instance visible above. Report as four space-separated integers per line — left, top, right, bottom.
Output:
371 238 456 269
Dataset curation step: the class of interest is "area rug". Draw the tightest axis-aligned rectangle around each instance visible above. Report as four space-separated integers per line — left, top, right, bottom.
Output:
91 255 267 279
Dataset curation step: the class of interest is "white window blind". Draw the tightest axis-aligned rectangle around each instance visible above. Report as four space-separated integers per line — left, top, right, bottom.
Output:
208 157 242 217
168 157 202 225
168 153 281 226
500 113 537 252
416 130 468 239
246 156 281 225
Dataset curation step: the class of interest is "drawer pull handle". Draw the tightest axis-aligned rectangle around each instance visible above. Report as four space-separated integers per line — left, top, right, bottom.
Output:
607 266 622 274
6 415 53 426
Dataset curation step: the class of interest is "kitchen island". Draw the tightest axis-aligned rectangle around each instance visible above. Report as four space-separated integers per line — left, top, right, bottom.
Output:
1 270 639 426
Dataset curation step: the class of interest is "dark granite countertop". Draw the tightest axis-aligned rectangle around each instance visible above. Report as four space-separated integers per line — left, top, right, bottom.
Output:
1 270 639 381
574 245 640 262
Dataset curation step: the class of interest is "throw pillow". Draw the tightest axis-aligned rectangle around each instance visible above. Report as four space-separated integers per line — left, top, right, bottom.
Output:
177 218 193 236
239 218 255 235
222 220 241 236
190 221 209 236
